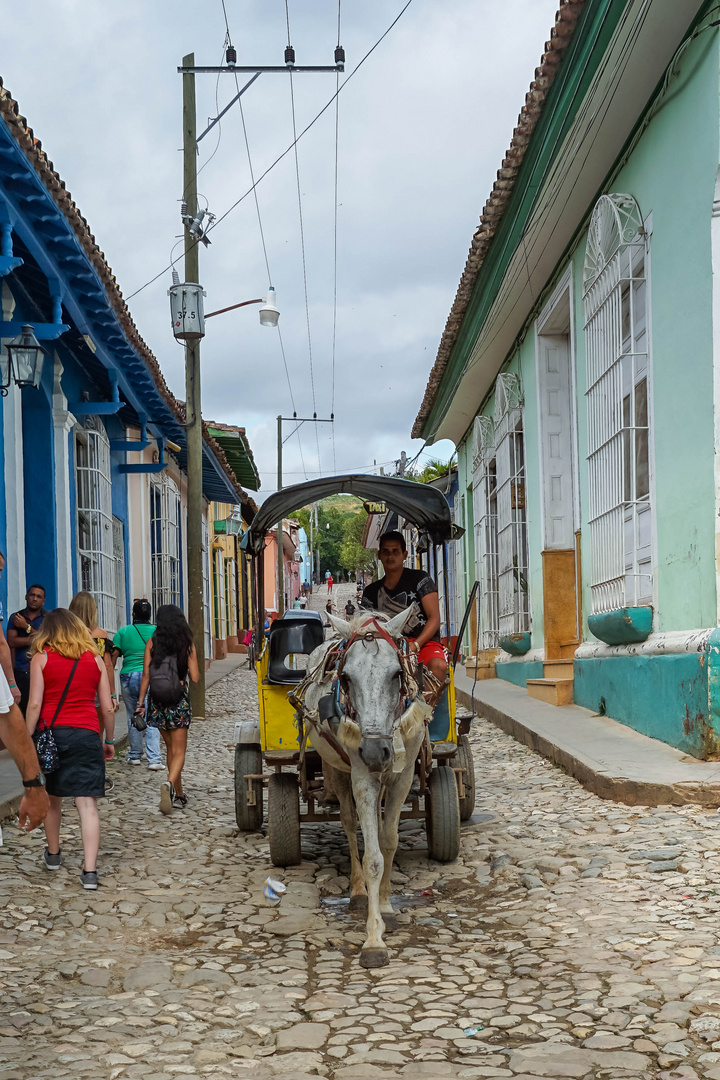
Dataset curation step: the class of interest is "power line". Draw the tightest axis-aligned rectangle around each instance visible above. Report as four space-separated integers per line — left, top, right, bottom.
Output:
219 0 307 479
285 0 322 475
331 0 341 472
125 0 415 302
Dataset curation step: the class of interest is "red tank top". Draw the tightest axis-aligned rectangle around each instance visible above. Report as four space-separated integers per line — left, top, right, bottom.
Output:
39 650 102 733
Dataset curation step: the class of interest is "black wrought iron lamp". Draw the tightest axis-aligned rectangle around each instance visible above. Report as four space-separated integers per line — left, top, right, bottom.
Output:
0 324 47 396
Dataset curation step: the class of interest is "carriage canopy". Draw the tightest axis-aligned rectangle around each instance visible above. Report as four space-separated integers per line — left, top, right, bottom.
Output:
241 473 454 555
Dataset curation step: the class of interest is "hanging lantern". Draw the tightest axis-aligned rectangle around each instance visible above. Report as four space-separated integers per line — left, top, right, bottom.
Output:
5 324 47 390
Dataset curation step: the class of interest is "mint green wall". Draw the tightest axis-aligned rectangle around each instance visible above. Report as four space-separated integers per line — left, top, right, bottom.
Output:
571 31 720 636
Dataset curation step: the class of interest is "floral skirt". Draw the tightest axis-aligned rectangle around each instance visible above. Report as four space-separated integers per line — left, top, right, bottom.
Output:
147 687 192 731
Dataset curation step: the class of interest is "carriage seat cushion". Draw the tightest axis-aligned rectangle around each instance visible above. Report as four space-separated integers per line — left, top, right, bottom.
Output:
267 616 325 684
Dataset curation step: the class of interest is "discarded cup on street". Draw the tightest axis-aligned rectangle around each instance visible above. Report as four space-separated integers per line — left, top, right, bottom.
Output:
263 877 287 906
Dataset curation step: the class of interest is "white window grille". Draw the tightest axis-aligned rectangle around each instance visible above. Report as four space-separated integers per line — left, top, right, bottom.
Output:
471 414 499 648
583 193 652 614
494 374 530 638
149 474 181 612
75 418 117 631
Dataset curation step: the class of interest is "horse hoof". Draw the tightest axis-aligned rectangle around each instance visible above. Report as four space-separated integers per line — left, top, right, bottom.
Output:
360 948 388 969
348 894 368 912
382 913 398 932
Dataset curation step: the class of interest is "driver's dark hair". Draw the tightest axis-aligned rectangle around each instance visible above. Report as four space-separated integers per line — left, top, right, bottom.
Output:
151 604 193 673
379 530 407 553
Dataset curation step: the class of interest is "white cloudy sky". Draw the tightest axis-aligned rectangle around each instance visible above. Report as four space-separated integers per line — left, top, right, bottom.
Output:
2 0 559 496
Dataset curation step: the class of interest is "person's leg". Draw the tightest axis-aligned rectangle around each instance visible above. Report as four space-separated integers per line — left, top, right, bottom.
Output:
14 669 30 716
75 797 100 872
120 673 143 762
44 795 62 854
167 729 188 796
143 682 162 766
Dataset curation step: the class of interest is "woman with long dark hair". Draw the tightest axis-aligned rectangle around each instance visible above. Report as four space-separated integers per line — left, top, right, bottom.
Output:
135 605 199 814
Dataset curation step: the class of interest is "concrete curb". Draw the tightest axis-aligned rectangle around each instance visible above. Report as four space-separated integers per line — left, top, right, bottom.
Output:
455 671 720 807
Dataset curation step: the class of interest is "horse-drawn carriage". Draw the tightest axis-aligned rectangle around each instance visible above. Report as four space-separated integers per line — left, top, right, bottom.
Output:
236 474 475 858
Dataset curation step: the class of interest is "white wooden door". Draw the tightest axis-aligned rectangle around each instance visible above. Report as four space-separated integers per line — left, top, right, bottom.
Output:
537 334 575 549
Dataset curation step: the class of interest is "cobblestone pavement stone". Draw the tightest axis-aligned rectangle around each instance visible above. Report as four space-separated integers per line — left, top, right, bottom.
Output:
4 589 720 1078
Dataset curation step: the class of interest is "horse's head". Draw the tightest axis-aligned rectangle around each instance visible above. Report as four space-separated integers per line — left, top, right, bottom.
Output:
328 607 415 773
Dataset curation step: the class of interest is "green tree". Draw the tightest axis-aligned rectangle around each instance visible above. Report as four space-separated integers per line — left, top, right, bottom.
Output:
339 510 377 576
412 457 452 484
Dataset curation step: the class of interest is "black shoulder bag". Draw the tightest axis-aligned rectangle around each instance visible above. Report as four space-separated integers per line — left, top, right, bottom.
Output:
33 658 80 774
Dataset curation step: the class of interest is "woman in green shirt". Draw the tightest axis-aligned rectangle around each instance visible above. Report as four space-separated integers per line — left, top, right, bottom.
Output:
111 600 161 769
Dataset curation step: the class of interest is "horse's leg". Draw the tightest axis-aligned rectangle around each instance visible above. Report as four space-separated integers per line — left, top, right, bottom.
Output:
351 769 387 968
377 764 414 931
329 766 366 909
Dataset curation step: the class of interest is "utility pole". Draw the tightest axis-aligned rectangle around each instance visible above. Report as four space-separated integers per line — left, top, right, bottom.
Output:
277 414 284 616
182 52 206 716
309 503 314 595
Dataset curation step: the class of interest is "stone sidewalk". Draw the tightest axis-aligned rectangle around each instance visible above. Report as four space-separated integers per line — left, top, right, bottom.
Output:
455 671 720 808
0 653 247 820
4 663 720 1077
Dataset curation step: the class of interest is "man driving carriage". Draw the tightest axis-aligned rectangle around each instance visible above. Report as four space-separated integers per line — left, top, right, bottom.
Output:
361 530 448 685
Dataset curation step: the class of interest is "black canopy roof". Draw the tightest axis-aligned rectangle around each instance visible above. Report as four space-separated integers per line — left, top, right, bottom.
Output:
243 474 453 555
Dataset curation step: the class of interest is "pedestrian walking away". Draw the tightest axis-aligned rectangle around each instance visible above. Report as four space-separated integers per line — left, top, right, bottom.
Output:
327 574 333 594
7 584 47 714
25 609 115 890
135 604 200 814
0 662 48 838
111 599 162 769
0 552 21 710
69 590 119 724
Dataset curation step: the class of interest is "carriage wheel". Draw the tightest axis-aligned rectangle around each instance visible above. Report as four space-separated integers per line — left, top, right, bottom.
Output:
426 765 460 863
268 773 302 867
234 745 263 832
456 734 476 821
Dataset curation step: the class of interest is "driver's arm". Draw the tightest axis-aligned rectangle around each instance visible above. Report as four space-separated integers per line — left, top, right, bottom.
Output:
413 591 441 652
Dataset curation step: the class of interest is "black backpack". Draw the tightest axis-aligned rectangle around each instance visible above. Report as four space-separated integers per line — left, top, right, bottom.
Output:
149 653 184 705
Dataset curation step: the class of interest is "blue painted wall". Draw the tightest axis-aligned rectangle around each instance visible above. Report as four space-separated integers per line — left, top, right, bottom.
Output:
21 377 57 607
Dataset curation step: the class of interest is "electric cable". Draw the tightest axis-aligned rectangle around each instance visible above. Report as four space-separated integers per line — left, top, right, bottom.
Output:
126 0 416 302
219 0 307 479
285 0 322 475
330 0 341 472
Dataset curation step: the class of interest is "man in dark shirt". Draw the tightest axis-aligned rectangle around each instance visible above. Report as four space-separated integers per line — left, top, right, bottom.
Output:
7 584 47 714
362 531 448 683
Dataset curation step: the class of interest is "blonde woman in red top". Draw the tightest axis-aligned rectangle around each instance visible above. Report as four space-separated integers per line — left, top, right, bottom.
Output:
25 609 115 890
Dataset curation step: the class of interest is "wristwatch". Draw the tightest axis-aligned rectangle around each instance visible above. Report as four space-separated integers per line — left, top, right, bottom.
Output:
25 625 32 634
22 773 46 788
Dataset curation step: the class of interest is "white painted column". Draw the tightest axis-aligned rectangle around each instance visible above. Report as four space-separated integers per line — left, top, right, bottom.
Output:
52 354 75 606
2 281 24 611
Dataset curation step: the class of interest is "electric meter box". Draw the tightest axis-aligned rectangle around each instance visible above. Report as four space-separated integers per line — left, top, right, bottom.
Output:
168 282 206 341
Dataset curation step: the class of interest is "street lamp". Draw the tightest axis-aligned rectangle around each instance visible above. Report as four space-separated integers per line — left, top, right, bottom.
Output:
0 324 47 395
259 286 280 328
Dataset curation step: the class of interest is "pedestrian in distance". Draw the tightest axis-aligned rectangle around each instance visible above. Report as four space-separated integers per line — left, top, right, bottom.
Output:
7 584 48 714
327 574 333 594
135 605 199 815
344 599 356 620
0 663 48 836
25 609 115 890
0 552 21 710
111 599 162 770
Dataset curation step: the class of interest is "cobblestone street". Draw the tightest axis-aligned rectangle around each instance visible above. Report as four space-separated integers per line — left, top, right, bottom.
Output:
5 605 720 1079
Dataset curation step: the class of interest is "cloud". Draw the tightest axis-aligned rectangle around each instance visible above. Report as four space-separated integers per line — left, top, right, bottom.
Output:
3 0 560 496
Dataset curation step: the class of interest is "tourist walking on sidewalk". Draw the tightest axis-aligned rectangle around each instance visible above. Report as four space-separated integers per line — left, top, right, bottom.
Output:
69 591 118 719
111 599 162 770
25 609 115 890
135 605 199 814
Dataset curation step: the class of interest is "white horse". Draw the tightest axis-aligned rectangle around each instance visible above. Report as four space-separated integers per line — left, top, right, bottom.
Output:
301 607 431 968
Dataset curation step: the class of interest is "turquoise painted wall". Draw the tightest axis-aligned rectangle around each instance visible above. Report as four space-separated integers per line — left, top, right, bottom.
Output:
574 653 710 757
572 31 720 636
496 660 544 688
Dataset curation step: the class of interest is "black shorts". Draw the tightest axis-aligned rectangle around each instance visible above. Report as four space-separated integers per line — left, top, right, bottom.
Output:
45 727 105 799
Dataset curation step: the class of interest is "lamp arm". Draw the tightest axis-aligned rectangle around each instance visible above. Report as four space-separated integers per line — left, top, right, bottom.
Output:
205 298 263 319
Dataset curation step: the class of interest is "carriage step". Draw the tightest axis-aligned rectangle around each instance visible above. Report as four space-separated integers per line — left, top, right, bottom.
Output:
432 741 457 759
526 677 574 707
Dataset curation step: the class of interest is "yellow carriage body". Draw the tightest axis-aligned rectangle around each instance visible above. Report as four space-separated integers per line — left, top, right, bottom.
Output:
256 641 302 753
